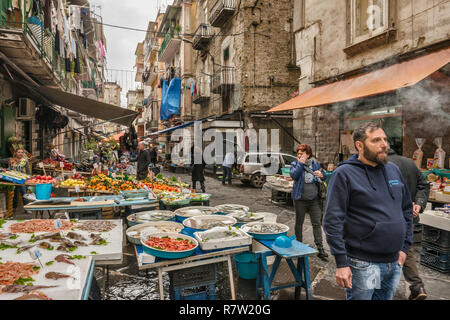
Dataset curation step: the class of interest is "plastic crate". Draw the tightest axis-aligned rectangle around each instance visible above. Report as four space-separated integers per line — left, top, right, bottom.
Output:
169 264 216 289
420 242 450 273
422 225 450 250
170 283 216 300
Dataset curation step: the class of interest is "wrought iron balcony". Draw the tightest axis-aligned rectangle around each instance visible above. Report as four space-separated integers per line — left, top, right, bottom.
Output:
211 67 234 94
192 23 211 50
158 26 181 63
209 0 236 28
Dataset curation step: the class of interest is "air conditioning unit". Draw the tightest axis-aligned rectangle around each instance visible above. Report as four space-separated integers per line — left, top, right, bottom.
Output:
16 98 36 120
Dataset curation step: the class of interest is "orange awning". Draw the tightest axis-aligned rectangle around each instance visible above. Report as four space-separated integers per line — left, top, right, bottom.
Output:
103 132 124 142
268 47 450 112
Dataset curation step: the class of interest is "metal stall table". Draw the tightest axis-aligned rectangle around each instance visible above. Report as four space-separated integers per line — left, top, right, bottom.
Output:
134 244 250 300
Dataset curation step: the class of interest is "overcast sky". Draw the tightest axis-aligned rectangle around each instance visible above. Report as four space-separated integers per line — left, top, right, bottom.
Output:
90 0 171 106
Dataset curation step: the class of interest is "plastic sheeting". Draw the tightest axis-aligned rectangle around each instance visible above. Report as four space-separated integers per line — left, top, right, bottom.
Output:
160 78 181 120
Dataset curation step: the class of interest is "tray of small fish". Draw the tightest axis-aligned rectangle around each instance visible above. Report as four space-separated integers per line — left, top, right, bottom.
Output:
226 211 265 226
240 222 289 240
182 215 237 231
193 226 252 250
126 221 183 245
214 204 250 215
127 210 175 227
174 206 218 223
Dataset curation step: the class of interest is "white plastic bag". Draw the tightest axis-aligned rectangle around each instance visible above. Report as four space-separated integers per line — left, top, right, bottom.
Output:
412 138 425 169
433 137 446 169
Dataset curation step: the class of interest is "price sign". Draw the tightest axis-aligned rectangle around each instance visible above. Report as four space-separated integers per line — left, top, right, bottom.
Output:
64 212 70 220
60 162 65 168
28 248 42 260
75 185 80 193
72 169 77 175
111 173 116 179
38 162 44 168
93 163 98 169
54 218 62 229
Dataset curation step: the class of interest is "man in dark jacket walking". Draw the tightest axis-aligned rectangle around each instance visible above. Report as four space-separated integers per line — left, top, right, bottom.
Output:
136 142 151 180
388 148 430 300
323 122 413 300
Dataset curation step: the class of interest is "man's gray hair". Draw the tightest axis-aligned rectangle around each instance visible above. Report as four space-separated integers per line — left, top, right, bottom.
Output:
352 122 382 147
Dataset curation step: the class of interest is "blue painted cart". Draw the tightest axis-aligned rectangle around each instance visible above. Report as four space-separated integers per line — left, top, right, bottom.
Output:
254 238 317 300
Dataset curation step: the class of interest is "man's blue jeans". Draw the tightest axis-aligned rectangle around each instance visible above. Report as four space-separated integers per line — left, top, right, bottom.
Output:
345 256 403 300
222 166 232 184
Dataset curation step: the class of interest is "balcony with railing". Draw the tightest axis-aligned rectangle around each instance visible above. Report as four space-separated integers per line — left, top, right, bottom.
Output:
211 67 234 94
193 76 211 104
158 26 181 63
0 1 66 88
209 0 236 28
192 23 211 50
142 64 158 85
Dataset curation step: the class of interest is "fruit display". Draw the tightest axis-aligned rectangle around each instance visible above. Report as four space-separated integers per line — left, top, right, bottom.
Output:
140 181 181 194
26 175 57 185
40 159 74 170
0 170 31 184
87 174 140 193
60 178 86 188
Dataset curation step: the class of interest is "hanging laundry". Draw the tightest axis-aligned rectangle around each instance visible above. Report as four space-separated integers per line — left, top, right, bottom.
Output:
69 5 81 30
74 43 81 74
43 0 51 29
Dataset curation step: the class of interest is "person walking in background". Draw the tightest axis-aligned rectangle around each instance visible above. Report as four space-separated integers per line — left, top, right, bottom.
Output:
324 122 413 300
388 148 430 300
191 146 206 193
290 144 329 261
8 148 30 212
222 151 235 185
135 141 151 181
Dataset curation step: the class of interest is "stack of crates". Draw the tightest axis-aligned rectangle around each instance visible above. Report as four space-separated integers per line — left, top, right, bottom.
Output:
169 264 217 300
420 225 450 273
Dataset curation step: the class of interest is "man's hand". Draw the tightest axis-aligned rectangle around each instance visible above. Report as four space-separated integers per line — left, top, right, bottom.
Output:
412 202 421 218
336 267 352 289
398 251 407 266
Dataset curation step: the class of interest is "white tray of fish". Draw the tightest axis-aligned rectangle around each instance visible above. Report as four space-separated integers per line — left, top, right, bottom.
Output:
214 204 249 214
226 211 265 223
174 206 218 218
194 226 252 251
182 215 237 230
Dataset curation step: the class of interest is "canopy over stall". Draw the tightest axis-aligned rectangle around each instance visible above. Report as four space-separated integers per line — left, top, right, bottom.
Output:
268 47 450 112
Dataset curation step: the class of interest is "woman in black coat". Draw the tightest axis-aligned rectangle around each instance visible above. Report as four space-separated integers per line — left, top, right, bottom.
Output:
191 146 205 192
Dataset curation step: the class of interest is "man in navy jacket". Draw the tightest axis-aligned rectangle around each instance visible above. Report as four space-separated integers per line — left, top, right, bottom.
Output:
323 122 413 300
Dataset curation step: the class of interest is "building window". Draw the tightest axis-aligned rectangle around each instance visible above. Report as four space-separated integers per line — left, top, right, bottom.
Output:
223 46 230 63
351 0 388 44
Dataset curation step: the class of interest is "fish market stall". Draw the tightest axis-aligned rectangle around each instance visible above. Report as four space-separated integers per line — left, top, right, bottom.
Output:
264 175 293 204
0 219 124 299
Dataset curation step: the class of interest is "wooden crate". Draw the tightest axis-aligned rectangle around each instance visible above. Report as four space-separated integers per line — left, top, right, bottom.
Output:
6 191 14 218
102 207 115 219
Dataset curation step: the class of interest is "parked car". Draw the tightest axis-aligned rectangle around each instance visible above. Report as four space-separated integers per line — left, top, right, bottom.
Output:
238 152 297 188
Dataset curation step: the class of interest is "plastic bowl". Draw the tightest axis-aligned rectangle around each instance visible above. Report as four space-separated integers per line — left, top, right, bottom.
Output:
240 222 289 240
140 232 198 259
174 206 217 223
